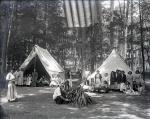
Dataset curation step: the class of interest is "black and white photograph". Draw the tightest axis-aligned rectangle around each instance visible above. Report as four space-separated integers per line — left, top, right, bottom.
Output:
0 0 150 119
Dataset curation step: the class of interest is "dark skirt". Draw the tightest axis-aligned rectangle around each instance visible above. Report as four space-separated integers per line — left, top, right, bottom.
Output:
54 96 69 104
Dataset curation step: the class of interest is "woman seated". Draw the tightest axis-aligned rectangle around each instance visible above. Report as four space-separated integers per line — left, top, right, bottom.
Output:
124 84 134 95
98 73 109 93
100 80 109 93
124 82 140 95
133 81 138 91
37 77 44 87
53 84 70 104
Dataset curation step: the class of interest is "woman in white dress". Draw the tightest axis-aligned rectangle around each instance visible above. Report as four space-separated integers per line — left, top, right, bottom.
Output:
6 70 17 102
126 71 133 89
26 74 32 86
17 70 24 86
13 69 19 85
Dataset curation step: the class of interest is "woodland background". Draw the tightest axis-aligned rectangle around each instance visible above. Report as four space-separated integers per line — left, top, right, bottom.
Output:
0 0 150 79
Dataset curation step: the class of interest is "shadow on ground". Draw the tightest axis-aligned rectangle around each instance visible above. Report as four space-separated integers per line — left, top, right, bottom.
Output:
0 74 150 119
1 85 150 119
0 106 8 119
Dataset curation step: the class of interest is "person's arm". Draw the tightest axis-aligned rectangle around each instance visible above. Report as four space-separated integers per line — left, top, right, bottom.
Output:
95 74 97 83
124 75 126 83
6 74 10 81
140 75 144 84
59 95 69 101
100 74 102 79
55 88 69 101
99 74 102 84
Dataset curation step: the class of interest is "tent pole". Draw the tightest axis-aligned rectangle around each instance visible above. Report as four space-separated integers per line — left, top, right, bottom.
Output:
34 48 36 72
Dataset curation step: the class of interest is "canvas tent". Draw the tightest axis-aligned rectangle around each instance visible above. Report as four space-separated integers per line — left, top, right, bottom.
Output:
88 49 132 80
19 45 64 80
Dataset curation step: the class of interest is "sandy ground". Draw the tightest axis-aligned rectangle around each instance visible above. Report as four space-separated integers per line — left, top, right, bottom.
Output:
0 82 150 119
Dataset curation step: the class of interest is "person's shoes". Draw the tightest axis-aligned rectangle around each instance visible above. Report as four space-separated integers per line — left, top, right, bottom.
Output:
14 98 18 102
8 98 18 102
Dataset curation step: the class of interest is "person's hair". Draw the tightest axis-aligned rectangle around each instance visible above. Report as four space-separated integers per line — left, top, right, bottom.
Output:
128 71 132 74
122 70 125 73
60 83 65 89
104 73 108 76
104 80 108 84
10 69 13 72
135 70 140 74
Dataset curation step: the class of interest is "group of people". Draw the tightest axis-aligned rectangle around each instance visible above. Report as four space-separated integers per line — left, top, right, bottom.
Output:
110 69 144 94
23 74 32 86
5 68 50 102
53 80 95 106
13 69 50 87
89 69 144 95
110 70 126 86
89 70 110 93
125 70 144 95
13 69 23 86
37 76 50 87
13 69 38 87
5 67 145 103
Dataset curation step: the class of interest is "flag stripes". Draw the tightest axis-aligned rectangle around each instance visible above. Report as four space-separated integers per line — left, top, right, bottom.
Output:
63 0 98 27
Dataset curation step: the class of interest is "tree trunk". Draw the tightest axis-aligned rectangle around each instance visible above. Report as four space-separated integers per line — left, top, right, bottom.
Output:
6 1 15 49
81 28 86 71
130 0 134 70
124 0 129 58
118 0 126 57
1 1 15 73
96 0 103 62
110 0 114 48
1 25 7 74
90 27 95 73
139 0 145 80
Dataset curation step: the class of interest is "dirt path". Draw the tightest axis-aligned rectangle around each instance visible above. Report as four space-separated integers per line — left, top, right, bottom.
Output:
1 85 150 119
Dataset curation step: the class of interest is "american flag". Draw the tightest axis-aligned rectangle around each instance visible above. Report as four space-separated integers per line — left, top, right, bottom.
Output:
63 0 101 27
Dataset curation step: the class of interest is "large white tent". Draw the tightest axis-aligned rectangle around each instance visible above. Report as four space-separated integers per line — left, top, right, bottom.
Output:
20 45 64 80
88 49 132 80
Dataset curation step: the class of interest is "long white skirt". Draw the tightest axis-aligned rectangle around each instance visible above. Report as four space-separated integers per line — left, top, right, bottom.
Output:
26 78 31 86
120 83 126 91
7 82 17 101
18 78 23 85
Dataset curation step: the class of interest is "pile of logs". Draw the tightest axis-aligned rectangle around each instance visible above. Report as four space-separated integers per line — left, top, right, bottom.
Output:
67 86 96 107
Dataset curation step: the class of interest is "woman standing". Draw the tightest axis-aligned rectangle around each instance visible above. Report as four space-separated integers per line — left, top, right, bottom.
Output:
126 71 133 89
6 70 17 102
134 70 144 94
17 69 24 86
95 70 102 85
26 74 32 86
